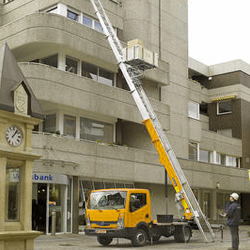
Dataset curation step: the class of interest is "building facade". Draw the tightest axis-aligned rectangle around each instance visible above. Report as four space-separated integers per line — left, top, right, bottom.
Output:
0 0 249 235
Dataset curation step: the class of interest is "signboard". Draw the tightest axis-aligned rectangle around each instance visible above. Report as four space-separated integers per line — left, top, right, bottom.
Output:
9 172 69 185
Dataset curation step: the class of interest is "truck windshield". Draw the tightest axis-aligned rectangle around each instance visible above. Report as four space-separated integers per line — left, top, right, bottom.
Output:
88 191 127 210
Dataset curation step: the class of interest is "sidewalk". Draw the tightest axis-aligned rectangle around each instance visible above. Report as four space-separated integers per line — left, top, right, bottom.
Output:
34 226 250 250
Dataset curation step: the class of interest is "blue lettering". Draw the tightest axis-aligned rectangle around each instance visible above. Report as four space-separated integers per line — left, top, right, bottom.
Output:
34 174 39 180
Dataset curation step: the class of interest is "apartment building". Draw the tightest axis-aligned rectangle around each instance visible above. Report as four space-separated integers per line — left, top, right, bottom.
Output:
0 0 249 235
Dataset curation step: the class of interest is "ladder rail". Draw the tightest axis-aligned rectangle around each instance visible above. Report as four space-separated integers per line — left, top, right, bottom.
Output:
89 0 215 243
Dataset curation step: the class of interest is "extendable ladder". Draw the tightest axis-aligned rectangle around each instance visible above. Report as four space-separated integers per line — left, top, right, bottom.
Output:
90 0 215 243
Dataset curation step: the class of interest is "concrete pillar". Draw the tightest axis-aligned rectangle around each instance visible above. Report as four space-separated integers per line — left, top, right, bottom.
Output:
72 176 79 234
20 161 33 230
211 190 217 222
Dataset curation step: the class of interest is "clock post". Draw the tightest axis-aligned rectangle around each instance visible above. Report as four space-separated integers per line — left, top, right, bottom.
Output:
0 44 44 250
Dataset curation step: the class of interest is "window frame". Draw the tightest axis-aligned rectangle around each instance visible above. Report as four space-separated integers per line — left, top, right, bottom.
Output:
188 141 199 161
67 7 79 22
188 101 200 120
217 100 232 115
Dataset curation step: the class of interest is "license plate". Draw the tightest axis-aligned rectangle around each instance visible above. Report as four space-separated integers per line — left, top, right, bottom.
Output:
96 229 106 234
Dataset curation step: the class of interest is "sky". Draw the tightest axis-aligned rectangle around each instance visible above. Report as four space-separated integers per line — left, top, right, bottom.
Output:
188 0 250 66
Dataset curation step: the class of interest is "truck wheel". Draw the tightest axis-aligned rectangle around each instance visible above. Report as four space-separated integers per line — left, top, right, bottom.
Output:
131 229 147 247
97 236 113 246
174 225 192 243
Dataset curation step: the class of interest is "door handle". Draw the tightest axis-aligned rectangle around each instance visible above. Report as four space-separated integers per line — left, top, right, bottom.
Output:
146 214 149 218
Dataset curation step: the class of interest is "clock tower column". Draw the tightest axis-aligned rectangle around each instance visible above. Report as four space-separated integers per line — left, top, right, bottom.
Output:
0 44 44 250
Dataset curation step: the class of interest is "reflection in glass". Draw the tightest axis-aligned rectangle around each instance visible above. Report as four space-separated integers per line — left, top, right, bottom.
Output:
6 166 20 221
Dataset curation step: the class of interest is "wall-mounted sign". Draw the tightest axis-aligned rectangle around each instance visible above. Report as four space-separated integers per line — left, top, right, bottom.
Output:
9 172 69 185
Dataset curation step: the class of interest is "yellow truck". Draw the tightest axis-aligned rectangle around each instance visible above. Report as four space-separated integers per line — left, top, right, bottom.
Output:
84 188 192 246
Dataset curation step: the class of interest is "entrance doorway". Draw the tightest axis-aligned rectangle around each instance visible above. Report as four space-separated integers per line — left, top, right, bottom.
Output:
32 184 47 232
32 180 71 234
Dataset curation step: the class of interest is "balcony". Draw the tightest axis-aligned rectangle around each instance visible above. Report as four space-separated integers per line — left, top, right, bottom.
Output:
19 63 170 128
32 132 165 184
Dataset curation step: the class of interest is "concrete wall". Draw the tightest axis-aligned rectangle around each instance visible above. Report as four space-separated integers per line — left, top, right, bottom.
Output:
208 99 242 139
241 99 250 168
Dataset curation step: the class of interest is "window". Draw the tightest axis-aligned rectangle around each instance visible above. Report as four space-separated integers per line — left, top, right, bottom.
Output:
188 142 198 161
80 117 113 143
188 101 199 119
43 114 56 133
82 15 92 28
203 192 211 218
130 193 147 212
66 56 78 74
40 54 58 68
64 115 76 137
217 100 232 115
82 62 98 81
98 68 114 86
82 61 114 86
94 20 103 32
199 149 211 163
227 156 237 167
67 9 79 21
6 165 20 221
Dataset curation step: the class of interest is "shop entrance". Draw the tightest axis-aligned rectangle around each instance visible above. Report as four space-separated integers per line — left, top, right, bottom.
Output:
32 184 47 232
32 173 72 234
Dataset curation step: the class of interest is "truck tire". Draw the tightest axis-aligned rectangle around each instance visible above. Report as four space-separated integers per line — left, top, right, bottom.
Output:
174 225 192 243
97 236 113 246
131 229 147 247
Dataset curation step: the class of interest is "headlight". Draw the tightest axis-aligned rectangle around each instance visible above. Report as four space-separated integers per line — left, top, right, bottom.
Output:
117 213 125 229
86 215 91 228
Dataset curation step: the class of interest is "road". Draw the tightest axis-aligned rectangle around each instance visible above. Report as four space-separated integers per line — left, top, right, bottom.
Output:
34 226 250 250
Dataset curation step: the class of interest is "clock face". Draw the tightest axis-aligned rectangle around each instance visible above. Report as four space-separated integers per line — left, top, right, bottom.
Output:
5 126 23 147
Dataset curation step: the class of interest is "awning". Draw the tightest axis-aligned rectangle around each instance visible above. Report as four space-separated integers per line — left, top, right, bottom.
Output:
211 94 236 102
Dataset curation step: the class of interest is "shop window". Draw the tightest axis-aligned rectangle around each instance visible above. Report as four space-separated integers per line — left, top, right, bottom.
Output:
188 101 199 119
115 183 125 188
80 117 114 143
67 9 79 21
43 114 56 133
93 182 104 190
64 115 76 137
188 142 198 161
99 68 114 86
82 62 98 81
66 56 78 74
125 183 135 188
199 149 211 163
217 100 232 115
40 54 58 68
203 192 211 219
6 165 20 221
104 182 115 188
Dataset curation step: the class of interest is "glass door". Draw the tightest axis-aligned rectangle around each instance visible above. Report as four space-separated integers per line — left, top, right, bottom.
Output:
48 184 65 233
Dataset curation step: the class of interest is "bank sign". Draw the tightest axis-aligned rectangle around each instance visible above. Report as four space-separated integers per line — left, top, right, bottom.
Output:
9 172 69 185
